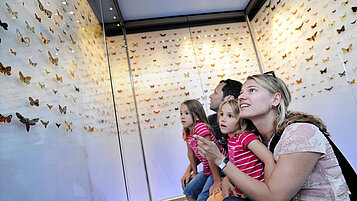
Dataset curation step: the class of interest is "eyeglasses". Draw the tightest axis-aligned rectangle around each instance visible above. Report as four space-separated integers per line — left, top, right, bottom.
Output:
263 71 276 78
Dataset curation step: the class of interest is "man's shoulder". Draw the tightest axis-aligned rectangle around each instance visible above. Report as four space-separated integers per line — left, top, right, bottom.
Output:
208 113 217 123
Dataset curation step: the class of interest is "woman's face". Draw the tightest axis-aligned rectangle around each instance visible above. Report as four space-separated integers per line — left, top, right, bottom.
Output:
238 79 274 120
219 103 239 136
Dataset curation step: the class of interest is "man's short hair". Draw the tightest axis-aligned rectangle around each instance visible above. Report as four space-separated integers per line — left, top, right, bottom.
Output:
220 79 243 99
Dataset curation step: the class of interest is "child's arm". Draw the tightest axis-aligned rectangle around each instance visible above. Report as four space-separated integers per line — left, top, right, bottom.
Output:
247 140 276 182
181 143 200 190
203 134 223 196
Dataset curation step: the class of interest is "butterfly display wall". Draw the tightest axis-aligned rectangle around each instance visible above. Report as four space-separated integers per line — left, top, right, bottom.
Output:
0 0 117 137
251 0 356 101
107 22 260 134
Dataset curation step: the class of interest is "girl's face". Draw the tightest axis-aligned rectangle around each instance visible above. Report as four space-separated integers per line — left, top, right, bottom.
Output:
238 79 274 120
180 104 194 129
219 103 239 136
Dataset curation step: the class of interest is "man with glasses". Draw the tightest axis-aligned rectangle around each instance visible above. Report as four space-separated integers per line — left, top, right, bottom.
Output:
208 79 243 151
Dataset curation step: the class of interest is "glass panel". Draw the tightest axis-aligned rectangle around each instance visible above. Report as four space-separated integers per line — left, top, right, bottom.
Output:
0 0 126 200
250 0 357 169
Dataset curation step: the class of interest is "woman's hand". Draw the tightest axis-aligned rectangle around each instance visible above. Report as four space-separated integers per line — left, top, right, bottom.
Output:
221 177 237 198
194 135 225 164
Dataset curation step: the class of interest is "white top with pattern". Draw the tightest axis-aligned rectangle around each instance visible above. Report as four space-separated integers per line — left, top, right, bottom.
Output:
274 123 350 201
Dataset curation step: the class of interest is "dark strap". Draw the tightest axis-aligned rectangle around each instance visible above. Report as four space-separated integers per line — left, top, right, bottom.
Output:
269 134 280 153
323 135 356 199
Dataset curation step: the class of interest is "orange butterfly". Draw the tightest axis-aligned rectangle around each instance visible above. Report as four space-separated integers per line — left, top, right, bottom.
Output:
40 32 50 44
296 78 302 84
341 44 352 53
70 34 76 45
54 17 60 27
10 49 16 55
55 74 62 83
0 62 11 76
56 9 63 20
19 71 31 85
49 26 54 33
0 114 12 123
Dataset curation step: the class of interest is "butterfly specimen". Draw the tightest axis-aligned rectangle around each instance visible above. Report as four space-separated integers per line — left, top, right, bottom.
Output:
35 13 42 22
29 59 37 67
348 79 355 84
311 22 317 29
295 22 304 30
0 62 11 76
339 71 346 77
184 72 189 78
58 35 64 43
54 17 60 27
48 51 58 66
322 57 329 63
47 104 53 109
342 44 352 53
10 49 16 55
55 74 62 83
38 82 45 89
19 71 31 85
325 86 333 91
72 60 77 67
55 123 61 128
74 86 80 92
56 9 63 20
40 32 50 44
0 20 9 30
16 29 30 46
352 7 357 12
296 78 302 84
6 3 18 19
69 70 74 77
53 89 58 94
160 33 166 37
59 105 67 114
305 55 313 62
25 21 35 33
320 68 327 74
45 69 50 74
65 121 72 132
41 120 49 128
0 114 12 123
306 31 317 41
336 25 345 34
49 26 54 33
37 0 52 18
29 97 39 107
69 35 76 45
16 112 39 132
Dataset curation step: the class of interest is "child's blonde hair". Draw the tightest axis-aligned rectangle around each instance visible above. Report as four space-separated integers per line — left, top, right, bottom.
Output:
181 99 214 141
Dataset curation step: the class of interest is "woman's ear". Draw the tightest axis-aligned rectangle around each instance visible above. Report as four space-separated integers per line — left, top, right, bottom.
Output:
272 92 281 107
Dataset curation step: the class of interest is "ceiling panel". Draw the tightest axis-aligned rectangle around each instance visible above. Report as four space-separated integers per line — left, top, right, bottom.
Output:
117 0 250 21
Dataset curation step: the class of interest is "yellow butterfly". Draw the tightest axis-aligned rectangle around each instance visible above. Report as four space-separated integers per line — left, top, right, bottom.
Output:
40 32 50 44
48 51 58 66
19 71 31 85
38 82 45 89
6 3 18 19
322 57 329 63
65 121 72 132
184 72 189 78
16 29 30 46
341 44 352 53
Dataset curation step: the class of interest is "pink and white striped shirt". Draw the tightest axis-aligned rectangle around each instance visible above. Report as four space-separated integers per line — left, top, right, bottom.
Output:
185 122 228 176
228 132 264 195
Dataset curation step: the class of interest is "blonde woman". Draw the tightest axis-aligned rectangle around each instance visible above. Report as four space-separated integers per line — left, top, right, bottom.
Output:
195 72 349 201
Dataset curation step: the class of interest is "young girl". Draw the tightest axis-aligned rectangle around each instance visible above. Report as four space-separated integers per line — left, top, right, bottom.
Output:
180 99 228 201
215 99 275 200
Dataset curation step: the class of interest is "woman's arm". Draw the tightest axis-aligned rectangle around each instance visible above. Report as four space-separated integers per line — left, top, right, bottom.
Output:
247 139 275 182
202 135 222 195
195 135 321 201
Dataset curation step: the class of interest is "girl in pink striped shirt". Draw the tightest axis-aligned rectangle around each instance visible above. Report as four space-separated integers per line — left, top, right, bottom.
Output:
180 99 228 201
216 99 275 200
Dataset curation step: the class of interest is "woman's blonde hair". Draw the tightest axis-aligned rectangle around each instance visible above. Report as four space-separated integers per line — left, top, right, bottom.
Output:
181 99 214 140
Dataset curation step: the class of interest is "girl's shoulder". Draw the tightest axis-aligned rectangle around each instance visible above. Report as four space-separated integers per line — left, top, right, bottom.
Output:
194 122 208 129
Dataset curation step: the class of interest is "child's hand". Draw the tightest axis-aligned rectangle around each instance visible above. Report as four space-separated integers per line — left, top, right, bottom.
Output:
181 171 192 190
221 177 237 198
209 181 222 196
